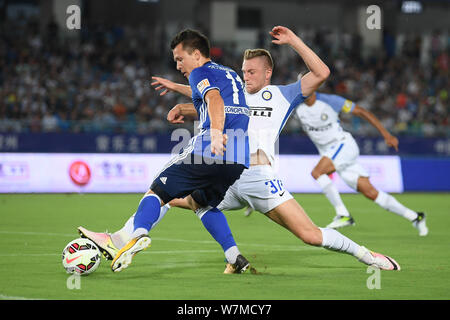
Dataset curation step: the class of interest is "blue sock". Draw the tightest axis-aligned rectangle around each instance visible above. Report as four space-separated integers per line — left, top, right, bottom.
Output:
133 194 162 234
200 208 237 252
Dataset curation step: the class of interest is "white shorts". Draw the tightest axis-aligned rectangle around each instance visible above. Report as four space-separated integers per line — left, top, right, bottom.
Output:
217 165 293 214
317 132 369 190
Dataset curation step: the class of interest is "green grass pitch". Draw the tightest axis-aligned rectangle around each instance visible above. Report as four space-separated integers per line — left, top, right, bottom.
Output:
0 193 449 300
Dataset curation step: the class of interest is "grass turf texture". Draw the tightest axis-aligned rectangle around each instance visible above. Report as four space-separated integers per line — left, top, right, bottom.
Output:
0 193 449 300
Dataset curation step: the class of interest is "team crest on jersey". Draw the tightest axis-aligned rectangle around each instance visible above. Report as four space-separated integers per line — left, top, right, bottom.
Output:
262 90 272 101
197 78 210 94
321 113 328 121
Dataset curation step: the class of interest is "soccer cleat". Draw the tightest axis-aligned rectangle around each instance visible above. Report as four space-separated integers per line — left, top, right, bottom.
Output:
223 254 250 274
244 206 254 217
326 215 355 229
370 251 401 271
111 235 151 273
77 226 119 260
412 212 428 236
357 246 401 271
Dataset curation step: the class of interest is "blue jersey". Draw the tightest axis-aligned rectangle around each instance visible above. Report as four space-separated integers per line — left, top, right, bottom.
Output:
188 61 250 167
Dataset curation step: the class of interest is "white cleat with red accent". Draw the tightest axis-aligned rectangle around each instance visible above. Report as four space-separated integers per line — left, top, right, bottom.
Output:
77 226 119 260
357 246 401 271
370 251 401 271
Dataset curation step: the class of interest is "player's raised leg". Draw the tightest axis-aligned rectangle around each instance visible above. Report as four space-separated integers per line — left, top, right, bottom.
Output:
357 177 428 236
311 156 354 228
266 199 400 270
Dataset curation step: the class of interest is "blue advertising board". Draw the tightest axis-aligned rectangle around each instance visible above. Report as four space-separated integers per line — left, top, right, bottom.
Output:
1 132 450 156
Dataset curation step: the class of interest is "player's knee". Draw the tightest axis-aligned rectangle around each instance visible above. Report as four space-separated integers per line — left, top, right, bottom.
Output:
364 188 378 201
190 190 209 209
359 185 378 200
356 178 376 200
311 169 321 180
186 196 201 211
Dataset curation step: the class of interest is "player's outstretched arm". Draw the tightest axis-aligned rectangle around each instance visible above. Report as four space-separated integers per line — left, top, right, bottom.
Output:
352 105 399 151
205 89 227 156
270 26 330 97
151 76 193 98
167 103 198 124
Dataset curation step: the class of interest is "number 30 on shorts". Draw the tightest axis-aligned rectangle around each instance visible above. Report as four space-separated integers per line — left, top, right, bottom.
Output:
265 179 284 194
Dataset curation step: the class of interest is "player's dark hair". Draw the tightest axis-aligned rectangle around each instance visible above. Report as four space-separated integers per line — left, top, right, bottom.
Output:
170 29 210 58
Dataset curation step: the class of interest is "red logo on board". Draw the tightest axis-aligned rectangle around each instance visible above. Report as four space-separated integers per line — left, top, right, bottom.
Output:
69 161 91 186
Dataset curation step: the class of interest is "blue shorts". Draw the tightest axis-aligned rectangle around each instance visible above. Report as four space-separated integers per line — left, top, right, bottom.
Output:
150 153 245 208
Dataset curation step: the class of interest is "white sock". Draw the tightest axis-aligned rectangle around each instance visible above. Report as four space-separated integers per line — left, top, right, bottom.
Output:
111 213 136 249
319 227 360 257
320 228 378 266
374 190 418 222
112 204 171 248
131 227 148 239
224 246 240 264
150 203 171 229
316 174 350 217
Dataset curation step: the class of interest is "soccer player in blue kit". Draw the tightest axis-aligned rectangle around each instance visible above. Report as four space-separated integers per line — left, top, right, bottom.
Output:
100 29 251 273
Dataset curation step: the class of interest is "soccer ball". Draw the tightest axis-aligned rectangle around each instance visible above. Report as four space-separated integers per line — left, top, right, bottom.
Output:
62 238 101 275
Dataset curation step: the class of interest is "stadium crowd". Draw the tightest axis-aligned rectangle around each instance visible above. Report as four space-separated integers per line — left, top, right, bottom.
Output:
0 17 448 137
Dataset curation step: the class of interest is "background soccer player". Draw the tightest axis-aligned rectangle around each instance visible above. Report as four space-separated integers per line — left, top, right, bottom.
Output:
295 92 428 235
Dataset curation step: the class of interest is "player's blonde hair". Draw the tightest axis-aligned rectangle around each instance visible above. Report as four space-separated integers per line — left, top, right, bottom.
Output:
243 49 274 69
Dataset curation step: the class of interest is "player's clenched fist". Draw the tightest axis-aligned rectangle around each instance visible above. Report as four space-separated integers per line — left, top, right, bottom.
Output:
167 104 185 124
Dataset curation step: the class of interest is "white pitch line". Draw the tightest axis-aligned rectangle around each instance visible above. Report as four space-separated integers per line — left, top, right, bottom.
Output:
0 230 319 251
0 230 74 237
0 245 316 258
0 294 45 300
0 250 219 257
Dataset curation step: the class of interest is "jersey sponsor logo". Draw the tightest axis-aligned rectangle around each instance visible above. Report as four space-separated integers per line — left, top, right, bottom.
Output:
302 122 333 132
342 100 353 113
262 90 272 101
250 106 272 117
197 78 210 94
224 106 250 116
